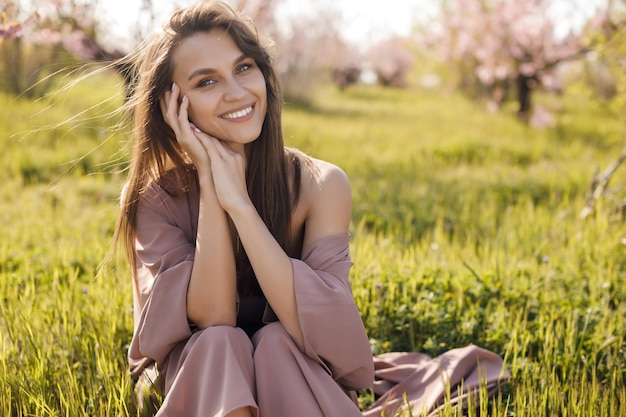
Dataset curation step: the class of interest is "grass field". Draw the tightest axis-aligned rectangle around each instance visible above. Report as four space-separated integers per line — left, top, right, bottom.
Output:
1 70 624 416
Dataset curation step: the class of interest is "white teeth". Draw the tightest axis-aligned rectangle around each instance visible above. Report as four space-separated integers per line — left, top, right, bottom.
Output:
222 106 252 119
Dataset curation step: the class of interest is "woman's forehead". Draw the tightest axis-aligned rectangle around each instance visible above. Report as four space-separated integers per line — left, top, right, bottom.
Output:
171 29 244 79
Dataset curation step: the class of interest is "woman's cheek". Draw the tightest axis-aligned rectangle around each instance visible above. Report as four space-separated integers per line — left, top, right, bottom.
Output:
186 101 198 125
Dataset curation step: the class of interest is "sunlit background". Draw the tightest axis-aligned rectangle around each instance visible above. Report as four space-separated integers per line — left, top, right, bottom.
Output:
1 1 626 416
4 0 623 127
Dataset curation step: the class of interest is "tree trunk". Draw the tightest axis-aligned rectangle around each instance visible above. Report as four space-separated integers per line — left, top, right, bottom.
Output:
516 73 534 123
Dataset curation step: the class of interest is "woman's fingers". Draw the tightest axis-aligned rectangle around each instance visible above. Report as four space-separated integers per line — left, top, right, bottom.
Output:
201 132 236 160
158 82 243 193
160 83 195 146
178 94 190 127
160 83 182 133
206 136 247 183
159 84 212 173
201 133 222 158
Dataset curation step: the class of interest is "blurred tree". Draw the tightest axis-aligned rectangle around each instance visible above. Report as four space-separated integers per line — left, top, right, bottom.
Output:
0 1 52 96
333 65 361 90
580 0 626 219
233 0 279 30
0 0 127 97
429 0 614 124
367 36 414 87
0 1 36 39
589 0 626 118
272 5 353 104
230 0 362 102
1 0 349 103
2 0 355 104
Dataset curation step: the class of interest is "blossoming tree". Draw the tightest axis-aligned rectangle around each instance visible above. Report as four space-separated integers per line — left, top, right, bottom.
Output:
430 0 612 124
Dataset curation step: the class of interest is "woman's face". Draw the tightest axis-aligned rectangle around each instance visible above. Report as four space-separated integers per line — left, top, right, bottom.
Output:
171 29 267 149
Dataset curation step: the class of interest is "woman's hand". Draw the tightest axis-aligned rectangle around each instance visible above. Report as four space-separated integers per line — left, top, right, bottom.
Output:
159 83 212 179
159 83 252 214
193 126 252 215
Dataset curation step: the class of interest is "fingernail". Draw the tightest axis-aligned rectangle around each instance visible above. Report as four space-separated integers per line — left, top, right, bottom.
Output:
171 83 175 92
182 95 187 102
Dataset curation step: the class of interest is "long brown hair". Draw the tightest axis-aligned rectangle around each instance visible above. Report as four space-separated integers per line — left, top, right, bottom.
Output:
114 1 300 284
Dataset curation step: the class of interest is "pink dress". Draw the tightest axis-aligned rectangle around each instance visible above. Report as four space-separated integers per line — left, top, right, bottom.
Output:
128 174 374 417
127 174 510 417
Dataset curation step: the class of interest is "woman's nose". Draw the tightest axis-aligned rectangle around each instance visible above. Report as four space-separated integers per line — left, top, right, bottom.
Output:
223 77 246 101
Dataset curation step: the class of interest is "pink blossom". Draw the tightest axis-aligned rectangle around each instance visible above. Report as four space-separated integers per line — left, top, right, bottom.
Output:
30 28 63 45
475 65 495 85
427 0 606 119
368 37 414 87
1 7 39 40
519 62 536 76
62 30 96 60
0 23 23 39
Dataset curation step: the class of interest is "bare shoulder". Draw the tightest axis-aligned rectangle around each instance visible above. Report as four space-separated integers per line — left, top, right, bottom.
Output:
298 156 352 252
301 157 351 204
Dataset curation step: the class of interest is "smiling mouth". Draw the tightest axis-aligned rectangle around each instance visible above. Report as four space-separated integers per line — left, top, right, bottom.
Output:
221 105 254 120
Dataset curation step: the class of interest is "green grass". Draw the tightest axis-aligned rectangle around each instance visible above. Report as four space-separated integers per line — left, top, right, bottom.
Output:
1 72 624 416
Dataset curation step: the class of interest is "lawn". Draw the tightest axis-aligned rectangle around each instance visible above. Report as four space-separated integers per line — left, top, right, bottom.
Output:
1 71 624 416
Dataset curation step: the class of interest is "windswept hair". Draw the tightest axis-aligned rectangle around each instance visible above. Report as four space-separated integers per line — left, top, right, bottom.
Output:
113 1 301 286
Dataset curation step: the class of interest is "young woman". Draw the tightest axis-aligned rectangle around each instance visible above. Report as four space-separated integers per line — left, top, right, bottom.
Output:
115 1 374 416
114 1 511 416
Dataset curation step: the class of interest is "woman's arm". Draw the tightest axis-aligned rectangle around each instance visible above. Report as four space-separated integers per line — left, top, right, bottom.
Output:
234 165 351 351
229 164 373 388
290 233 374 390
160 85 238 329
201 133 352 350
199 135 373 388
185 179 238 328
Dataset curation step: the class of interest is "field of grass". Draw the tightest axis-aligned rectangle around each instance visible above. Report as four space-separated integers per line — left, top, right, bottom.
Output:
0 70 624 416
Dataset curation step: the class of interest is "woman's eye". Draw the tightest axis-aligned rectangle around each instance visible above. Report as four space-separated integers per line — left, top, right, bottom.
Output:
198 78 216 87
236 63 252 74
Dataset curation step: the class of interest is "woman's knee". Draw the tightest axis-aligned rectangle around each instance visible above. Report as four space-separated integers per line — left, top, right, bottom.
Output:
193 325 251 349
251 322 296 358
169 325 255 391
180 325 254 367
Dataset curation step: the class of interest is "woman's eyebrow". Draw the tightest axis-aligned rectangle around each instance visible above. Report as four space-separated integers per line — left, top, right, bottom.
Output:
187 54 249 81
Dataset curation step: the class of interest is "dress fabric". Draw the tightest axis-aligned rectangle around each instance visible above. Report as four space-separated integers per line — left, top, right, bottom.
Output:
364 346 511 417
127 175 510 417
128 176 374 417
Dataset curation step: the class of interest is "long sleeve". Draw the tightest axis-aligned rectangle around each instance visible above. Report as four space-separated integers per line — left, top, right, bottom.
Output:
128 177 199 379
126 178 374 390
288 233 374 390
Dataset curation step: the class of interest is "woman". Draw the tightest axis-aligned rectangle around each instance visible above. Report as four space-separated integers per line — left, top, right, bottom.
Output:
115 1 375 416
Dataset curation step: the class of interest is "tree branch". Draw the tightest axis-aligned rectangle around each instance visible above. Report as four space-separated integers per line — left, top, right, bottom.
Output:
580 147 626 218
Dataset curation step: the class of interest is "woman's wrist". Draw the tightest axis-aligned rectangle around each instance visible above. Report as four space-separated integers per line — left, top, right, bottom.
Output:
197 171 218 193
227 200 257 224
